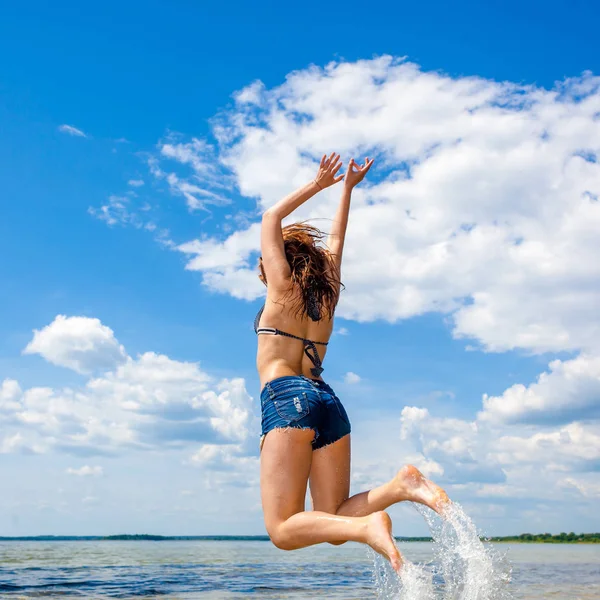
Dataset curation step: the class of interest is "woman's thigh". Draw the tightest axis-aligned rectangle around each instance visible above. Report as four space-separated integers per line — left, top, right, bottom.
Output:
260 427 315 534
309 433 351 514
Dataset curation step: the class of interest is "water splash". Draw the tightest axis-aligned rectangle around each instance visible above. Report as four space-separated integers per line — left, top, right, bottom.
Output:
371 548 436 600
371 502 512 599
419 502 513 600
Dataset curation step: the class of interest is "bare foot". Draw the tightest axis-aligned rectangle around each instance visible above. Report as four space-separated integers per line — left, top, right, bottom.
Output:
365 511 403 572
393 465 450 514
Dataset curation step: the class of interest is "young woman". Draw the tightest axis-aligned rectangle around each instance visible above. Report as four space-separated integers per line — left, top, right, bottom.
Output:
255 152 449 571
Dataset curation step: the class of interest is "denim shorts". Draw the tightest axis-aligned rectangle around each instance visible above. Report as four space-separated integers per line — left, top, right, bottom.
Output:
260 375 351 451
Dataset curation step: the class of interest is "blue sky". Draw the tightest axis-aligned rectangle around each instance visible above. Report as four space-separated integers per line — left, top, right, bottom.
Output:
1 0 600 537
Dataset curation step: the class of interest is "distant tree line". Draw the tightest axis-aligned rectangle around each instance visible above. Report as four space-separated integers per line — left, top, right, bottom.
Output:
1 532 598 543
488 532 600 543
103 534 168 541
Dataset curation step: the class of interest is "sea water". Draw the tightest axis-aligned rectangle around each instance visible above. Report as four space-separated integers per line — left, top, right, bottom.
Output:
1 534 599 597
372 502 513 599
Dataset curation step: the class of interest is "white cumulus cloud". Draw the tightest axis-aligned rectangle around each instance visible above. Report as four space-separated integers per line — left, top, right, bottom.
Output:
3 316 257 459
23 315 128 374
160 57 600 359
480 354 600 425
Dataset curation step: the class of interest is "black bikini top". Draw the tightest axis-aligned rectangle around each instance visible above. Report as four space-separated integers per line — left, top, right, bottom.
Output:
253 304 328 377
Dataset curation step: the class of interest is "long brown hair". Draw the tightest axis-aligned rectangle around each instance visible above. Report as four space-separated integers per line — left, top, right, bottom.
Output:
259 223 343 321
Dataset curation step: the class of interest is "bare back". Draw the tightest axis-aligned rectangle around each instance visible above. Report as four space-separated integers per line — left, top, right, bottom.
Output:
256 284 335 389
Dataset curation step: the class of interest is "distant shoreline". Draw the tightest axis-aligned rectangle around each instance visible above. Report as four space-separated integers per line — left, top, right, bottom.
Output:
1 533 598 543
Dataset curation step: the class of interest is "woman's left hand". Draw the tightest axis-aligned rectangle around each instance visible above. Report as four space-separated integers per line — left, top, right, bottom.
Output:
314 152 344 189
344 157 374 189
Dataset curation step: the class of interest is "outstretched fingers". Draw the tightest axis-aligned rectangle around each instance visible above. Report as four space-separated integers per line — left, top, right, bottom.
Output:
315 152 345 189
324 151 337 168
327 154 344 182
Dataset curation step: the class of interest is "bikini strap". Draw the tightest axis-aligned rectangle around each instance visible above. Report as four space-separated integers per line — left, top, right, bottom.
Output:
254 303 327 376
253 304 265 334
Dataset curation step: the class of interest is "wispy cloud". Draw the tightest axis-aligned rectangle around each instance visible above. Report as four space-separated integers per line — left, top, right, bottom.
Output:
58 124 87 138
88 195 174 248
128 179 145 187
88 195 149 229
147 137 234 212
67 465 103 477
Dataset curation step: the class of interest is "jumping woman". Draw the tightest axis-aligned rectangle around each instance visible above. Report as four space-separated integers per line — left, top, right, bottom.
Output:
255 152 450 571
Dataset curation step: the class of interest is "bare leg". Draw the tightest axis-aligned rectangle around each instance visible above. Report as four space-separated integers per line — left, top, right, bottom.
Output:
308 436 449 518
337 464 450 517
261 428 402 571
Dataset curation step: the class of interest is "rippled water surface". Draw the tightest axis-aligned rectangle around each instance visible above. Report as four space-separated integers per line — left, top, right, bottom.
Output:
1 539 599 599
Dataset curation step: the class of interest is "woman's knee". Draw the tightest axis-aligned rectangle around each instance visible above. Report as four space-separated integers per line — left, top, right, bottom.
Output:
267 522 297 551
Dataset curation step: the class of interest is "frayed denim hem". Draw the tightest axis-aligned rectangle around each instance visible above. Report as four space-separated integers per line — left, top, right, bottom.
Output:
259 426 318 452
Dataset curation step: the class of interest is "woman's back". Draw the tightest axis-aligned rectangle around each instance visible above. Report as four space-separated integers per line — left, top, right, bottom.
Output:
255 286 335 388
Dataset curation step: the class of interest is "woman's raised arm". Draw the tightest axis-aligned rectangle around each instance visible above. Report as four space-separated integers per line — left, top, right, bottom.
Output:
327 157 374 270
261 153 344 287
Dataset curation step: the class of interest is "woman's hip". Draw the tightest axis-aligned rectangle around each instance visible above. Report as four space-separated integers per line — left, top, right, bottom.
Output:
259 375 351 450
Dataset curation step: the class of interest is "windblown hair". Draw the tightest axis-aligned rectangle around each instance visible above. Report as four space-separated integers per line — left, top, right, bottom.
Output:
259 223 343 321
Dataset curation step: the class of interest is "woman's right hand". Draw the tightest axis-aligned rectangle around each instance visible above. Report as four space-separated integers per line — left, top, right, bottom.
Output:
314 152 344 189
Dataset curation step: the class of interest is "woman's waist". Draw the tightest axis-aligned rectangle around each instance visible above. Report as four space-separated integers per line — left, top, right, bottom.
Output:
257 355 326 386
257 361 308 392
